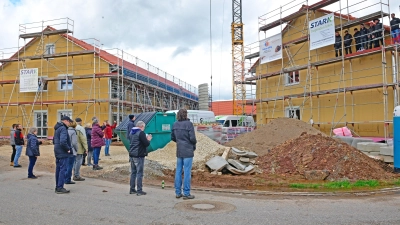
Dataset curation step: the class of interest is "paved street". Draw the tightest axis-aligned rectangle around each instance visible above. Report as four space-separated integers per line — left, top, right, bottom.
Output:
1 168 400 225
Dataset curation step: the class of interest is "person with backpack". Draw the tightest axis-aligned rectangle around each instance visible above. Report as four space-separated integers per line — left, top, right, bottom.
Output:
14 124 24 168
26 127 42 179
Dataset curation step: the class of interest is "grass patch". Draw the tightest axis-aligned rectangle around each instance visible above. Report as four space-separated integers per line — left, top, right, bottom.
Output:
323 181 351 189
352 180 379 187
289 183 320 189
394 179 400 186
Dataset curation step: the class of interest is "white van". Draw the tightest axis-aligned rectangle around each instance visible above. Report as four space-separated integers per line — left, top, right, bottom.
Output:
166 110 216 124
215 115 255 127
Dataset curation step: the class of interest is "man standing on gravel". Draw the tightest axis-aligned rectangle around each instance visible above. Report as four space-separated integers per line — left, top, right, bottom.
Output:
9 124 16 166
171 109 197 200
53 116 73 194
126 114 136 139
13 124 25 168
128 121 152 196
74 118 88 181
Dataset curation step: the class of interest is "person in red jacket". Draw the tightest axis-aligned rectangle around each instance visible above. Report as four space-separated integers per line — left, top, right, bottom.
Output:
103 120 117 156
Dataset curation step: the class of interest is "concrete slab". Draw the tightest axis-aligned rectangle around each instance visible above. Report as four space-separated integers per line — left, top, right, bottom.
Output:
231 147 247 156
367 152 380 156
228 159 246 171
356 142 371 151
206 156 228 172
383 155 394 163
380 146 394 156
334 136 354 146
365 143 387 152
351 138 373 148
221 147 231 160
226 164 255 175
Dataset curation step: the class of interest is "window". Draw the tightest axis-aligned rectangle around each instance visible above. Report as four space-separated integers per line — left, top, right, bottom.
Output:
285 107 301 120
58 110 72 121
58 74 73 91
38 77 48 91
285 71 300 85
45 44 55 55
231 120 238 127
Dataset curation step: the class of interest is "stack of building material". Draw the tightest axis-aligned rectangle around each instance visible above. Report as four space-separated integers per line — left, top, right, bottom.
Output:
356 142 393 163
206 147 258 175
379 146 394 163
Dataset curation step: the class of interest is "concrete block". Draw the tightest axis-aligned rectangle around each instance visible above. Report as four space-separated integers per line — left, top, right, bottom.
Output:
380 146 394 156
356 142 371 151
367 152 380 156
228 159 246 171
226 164 255 175
206 156 228 172
365 143 387 152
239 157 250 163
383 155 394 163
351 138 373 148
334 136 354 146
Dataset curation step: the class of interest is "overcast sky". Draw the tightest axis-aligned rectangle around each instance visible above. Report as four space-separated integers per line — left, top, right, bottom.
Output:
0 0 399 100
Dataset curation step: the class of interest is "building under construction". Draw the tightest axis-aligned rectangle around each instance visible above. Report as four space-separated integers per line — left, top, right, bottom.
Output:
244 0 399 138
0 18 198 138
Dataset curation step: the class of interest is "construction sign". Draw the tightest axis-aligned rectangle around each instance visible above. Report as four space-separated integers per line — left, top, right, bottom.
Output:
20 68 39 92
309 13 335 50
259 33 282 64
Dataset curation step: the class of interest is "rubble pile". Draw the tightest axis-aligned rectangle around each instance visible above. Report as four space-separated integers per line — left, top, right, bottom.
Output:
206 147 258 175
258 133 397 181
225 118 324 156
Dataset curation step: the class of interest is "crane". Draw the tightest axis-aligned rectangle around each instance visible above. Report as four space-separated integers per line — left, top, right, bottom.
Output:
231 0 245 115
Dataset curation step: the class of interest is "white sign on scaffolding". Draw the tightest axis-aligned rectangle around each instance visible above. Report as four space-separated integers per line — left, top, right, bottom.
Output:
259 33 282 64
309 13 335 50
20 68 39 92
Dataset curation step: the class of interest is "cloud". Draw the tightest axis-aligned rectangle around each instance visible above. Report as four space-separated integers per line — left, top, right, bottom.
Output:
171 46 191 58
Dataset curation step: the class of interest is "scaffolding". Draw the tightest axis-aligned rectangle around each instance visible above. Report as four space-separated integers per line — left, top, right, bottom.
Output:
0 18 198 138
244 0 399 139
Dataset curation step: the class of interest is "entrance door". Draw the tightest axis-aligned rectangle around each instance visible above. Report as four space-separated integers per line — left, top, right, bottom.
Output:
34 111 48 138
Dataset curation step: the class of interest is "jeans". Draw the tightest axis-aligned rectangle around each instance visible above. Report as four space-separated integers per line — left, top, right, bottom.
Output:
105 139 111 155
14 145 23 166
130 157 145 192
28 156 37 177
74 154 83 177
392 29 400 43
93 147 101 165
11 145 16 162
87 150 93 165
175 157 193 196
65 155 76 183
55 158 68 189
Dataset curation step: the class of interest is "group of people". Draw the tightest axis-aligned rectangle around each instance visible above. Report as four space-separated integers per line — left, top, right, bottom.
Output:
128 109 197 199
334 14 400 57
9 116 117 194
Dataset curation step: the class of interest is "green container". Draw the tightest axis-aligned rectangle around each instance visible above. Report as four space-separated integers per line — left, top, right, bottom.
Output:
115 112 176 152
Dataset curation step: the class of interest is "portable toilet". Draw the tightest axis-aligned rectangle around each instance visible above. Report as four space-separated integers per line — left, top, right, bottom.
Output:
394 106 400 173
114 112 176 152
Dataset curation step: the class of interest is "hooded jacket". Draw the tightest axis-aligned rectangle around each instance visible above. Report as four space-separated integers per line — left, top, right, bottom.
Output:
344 33 353 46
126 120 136 139
76 124 88 154
26 133 42 157
14 128 24 145
171 119 197 158
68 127 78 156
91 123 105 148
10 129 15 145
53 122 72 158
353 31 361 44
334 35 342 49
129 127 150 157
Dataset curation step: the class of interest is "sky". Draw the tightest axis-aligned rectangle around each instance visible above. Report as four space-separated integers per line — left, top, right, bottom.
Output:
0 0 399 101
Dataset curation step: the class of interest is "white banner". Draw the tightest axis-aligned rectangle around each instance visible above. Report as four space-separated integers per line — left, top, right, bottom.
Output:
309 13 335 50
20 68 38 92
259 33 282 64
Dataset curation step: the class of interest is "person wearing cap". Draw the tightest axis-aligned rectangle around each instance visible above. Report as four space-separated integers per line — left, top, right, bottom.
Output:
75 118 88 174
343 30 353 54
359 24 368 50
53 116 73 194
126 114 136 139
353 28 361 52
374 18 383 47
334 31 342 57
91 119 104 170
390 13 400 44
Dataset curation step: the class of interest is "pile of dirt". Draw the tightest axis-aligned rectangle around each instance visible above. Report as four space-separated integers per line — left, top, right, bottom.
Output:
258 133 398 181
225 118 324 156
147 132 228 171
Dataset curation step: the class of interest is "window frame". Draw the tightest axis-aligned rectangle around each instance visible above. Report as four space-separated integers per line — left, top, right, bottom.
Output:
45 43 55 55
285 106 301 120
57 74 73 91
285 70 300 86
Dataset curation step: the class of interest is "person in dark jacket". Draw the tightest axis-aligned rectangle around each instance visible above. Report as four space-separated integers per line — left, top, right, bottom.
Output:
10 124 16 166
14 124 24 168
368 22 375 49
391 13 400 44
359 23 368 50
343 30 353 54
25 127 42 179
128 121 152 196
374 18 383 47
126 114 136 139
85 123 93 166
53 116 73 194
171 109 197 200
91 119 104 170
334 31 342 57
353 28 361 52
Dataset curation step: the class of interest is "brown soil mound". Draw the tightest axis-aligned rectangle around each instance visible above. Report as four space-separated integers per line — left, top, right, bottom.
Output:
258 133 398 181
225 118 324 156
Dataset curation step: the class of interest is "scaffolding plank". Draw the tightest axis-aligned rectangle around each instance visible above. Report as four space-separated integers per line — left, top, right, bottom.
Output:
337 12 389 31
0 50 96 63
259 0 339 32
19 29 73 39
0 73 115 85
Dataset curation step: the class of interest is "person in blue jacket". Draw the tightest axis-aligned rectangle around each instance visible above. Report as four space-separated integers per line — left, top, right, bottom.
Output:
25 127 42 179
